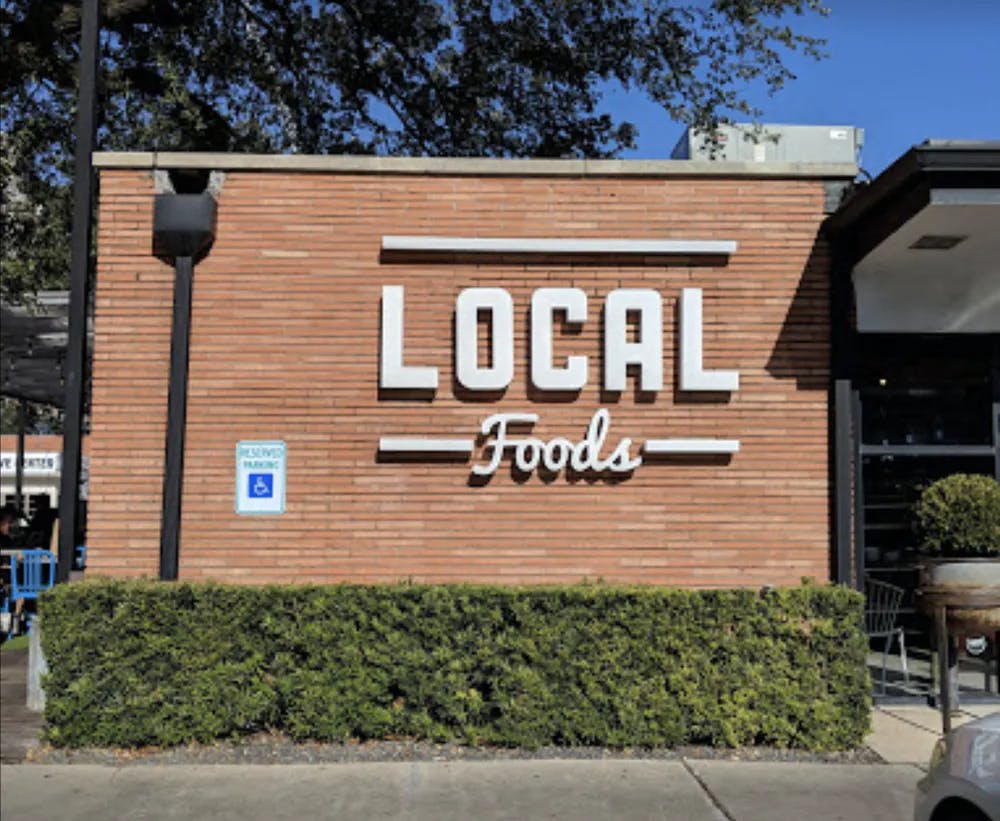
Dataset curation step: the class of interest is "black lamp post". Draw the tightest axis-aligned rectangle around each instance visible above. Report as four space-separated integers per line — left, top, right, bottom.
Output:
152 190 217 580
56 0 100 582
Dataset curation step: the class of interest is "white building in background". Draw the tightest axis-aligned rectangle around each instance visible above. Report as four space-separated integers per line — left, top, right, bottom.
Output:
0 435 88 518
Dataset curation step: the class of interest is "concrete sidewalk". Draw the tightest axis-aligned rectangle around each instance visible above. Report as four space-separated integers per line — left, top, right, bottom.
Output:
0 646 41 763
867 704 998 765
1 760 925 821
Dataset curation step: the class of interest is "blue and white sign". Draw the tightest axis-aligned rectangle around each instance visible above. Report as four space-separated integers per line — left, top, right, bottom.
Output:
236 441 286 515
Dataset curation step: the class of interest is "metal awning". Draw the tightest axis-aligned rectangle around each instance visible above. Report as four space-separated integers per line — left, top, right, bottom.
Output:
0 291 90 408
825 141 1000 333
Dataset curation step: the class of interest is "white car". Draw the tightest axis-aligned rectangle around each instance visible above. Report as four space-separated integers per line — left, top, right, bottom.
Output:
914 713 1000 821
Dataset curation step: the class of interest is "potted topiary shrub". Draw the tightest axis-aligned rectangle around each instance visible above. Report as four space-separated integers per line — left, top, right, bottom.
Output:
916 473 1000 634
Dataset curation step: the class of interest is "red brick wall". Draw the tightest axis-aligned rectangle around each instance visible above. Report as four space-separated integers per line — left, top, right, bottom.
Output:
0 435 66 454
88 168 832 586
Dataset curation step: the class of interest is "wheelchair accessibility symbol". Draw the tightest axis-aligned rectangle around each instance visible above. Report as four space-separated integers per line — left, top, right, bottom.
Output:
248 473 274 498
236 442 286 515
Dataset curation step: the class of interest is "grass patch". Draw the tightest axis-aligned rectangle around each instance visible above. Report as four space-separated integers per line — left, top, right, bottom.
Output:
1 634 30 652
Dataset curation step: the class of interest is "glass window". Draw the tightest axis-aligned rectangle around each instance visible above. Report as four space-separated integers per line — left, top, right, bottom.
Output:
858 337 993 446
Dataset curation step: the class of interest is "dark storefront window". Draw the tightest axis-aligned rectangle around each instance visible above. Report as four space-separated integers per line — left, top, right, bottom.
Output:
856 335 999 699
859 342 993 448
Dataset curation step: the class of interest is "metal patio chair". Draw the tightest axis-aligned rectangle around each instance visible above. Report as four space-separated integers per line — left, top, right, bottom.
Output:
865 577 910 695
10 549 56 602
2 549 55 639
12 549 56 635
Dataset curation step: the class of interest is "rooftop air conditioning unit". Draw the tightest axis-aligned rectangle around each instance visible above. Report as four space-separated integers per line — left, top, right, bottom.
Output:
671 123 863 165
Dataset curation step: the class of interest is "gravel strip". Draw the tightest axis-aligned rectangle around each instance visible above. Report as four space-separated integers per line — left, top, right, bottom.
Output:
26 735 883 766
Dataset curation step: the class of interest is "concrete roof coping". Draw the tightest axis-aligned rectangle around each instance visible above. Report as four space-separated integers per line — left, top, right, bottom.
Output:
92 151 857 179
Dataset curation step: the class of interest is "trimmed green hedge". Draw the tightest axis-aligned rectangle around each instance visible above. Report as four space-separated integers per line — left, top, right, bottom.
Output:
40 580 870 750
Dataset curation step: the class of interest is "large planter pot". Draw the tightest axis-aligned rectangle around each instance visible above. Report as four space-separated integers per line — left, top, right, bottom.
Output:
918 557 1000 634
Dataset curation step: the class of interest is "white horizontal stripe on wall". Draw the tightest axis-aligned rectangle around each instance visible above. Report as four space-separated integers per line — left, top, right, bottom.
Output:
382 236 738 256
642 439 741 455
378 438 475 454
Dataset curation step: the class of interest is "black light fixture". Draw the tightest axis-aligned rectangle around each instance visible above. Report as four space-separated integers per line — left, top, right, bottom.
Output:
153 192 217 263
152 187 217 580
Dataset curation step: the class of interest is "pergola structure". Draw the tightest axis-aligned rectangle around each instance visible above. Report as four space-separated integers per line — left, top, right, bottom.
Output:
0 290 91 516
1 291 76 407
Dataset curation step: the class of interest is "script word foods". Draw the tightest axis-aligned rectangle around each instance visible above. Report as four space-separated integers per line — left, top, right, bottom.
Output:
474 408 641 478
380 286 739 393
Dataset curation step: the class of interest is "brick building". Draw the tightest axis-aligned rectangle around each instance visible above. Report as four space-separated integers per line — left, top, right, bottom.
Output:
83 141 999 599
85 150 846 587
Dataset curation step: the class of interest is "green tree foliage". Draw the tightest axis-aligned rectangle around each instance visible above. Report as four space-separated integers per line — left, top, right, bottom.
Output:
0 397 63 434
2 0 827 300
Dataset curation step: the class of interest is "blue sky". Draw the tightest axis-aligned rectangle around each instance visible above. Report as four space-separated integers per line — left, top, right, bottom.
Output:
611 0 1000 176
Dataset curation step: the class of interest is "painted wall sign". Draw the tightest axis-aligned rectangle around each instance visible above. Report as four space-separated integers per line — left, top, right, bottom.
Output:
235 441 286 514
377 285 741 479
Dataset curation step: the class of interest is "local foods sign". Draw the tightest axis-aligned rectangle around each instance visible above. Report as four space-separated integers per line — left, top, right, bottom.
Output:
378 285 740 478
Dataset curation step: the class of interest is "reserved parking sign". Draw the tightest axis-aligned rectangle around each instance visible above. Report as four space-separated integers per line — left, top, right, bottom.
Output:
236 441 286 515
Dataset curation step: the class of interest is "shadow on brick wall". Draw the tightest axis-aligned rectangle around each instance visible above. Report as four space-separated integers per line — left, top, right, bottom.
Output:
765 237 831 392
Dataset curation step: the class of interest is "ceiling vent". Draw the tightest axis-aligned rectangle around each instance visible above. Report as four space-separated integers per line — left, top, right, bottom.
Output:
909 234 967 250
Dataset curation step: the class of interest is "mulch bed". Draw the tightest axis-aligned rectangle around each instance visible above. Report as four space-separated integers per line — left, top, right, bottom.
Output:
27 734 885 766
